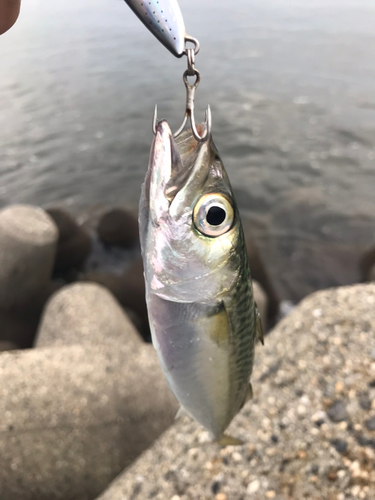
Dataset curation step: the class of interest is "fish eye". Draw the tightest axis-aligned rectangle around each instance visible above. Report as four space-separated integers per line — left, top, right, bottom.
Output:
193 193 234 237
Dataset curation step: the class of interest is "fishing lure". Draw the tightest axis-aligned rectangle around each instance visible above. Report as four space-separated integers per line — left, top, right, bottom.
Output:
125 0 263 444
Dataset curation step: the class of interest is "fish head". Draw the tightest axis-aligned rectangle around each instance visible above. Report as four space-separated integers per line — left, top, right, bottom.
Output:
139 120 243 303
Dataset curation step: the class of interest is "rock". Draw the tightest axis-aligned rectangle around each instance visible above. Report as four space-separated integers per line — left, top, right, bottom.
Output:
97 208 139 248
245 232 279 328
82 258 150 342
46 207 91 274
327 400 349 423
252 280 268 331
0 205 57 312
36 283 141 347
95 284 375 500
0 339 178 500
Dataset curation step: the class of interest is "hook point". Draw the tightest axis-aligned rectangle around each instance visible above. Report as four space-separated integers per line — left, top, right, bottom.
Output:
206 105 212 132
152 105 158 135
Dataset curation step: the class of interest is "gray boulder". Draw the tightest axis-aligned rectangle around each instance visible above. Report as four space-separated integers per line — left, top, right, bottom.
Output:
96 284 375 500
36 282 141 347
0 204 57 311
0 341 178 500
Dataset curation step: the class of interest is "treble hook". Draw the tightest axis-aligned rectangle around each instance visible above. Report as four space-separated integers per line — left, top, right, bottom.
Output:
152 70 211 142
152 40 211 142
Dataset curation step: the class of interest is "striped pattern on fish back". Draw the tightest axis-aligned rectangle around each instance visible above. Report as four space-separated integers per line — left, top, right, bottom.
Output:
226 226 256 414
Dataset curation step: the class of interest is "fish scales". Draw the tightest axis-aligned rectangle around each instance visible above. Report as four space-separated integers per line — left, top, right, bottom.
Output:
139 120 259 441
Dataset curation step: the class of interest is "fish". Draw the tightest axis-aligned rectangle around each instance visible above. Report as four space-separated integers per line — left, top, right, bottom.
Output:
139 120 263 444
124 0 186 57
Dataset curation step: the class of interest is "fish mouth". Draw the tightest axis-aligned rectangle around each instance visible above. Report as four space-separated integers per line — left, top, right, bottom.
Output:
149 120 209 204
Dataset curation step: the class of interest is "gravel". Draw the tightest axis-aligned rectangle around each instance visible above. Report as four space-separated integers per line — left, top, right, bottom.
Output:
96 283 375 500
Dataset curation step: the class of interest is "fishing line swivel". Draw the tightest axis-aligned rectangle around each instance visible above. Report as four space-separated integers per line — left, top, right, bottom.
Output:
124 0 210 141
152 37 211 142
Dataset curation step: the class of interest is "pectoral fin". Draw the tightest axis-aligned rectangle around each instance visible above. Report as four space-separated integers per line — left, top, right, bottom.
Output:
255 302 264 345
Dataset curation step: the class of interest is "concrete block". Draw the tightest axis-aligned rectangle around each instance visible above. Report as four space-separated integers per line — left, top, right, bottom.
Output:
36 282 141 347
0 341 178 500
0 205 57 311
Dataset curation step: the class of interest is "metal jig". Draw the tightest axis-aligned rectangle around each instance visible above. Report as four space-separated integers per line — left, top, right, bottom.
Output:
153 40 211 142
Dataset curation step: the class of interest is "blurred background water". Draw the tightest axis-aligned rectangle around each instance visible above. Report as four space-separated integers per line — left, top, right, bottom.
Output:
1 0 374 301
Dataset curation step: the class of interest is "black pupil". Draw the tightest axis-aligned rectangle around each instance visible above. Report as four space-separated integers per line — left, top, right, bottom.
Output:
206 206 226 226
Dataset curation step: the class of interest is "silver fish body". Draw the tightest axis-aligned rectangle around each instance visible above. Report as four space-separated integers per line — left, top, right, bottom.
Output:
139 121 258 440
124 0 186 57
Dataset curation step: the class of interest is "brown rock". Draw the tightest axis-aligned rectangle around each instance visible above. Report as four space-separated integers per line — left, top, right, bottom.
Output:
97 208 139 248
46 208 91 274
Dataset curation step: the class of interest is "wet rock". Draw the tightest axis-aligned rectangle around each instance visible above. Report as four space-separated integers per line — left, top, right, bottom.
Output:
46 207 91 274
327 400 349 422
97 208 139 248
94 284 375 500
245 232 279 328
36 282 141 347
0 338 178 500
364 416 375 431
0 204 57 312
82 258 150 342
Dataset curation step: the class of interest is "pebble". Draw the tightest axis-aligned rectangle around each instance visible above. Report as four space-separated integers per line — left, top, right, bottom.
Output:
215 494 226 500
211 481 220 495
247 479 260 494
312 410 327 424
330 439 347 453
327 400 348 422
364 416 375 431
358 392 372 411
